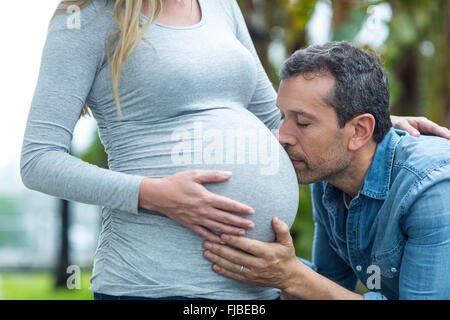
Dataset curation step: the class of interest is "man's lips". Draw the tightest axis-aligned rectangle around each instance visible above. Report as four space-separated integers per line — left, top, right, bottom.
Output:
289 156 304 164
286 151 306 164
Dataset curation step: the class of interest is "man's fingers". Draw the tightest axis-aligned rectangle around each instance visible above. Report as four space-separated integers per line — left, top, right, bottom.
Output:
219 234 266 257
204 250 244 275
272 217 293 246
203 241 258 267
211 263 247 283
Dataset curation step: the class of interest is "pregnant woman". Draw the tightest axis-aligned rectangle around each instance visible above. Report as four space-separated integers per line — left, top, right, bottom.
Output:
20 0 447 300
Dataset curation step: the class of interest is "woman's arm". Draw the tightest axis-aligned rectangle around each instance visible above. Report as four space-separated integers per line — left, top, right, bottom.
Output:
20 2 255 244
20 2 146 213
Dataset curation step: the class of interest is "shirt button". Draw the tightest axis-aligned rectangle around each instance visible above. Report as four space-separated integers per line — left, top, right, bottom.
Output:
356 265 362 272
391 267 397 273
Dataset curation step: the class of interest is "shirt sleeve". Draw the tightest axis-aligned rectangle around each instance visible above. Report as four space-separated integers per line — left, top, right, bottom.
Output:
227 0 283 131
363 291 388 300
397 174 450 299
20 2 146 215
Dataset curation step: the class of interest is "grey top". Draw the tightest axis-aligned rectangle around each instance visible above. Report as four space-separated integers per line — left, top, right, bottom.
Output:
20 0 299 299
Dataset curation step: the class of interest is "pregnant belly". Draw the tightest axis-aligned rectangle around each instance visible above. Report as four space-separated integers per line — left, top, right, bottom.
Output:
108 107 300 242
203 163 299 242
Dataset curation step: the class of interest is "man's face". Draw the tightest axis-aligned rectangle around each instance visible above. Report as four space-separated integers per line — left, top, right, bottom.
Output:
277 73 352 184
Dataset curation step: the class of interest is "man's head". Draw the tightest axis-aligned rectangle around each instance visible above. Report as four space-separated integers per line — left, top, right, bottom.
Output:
277 41 392 184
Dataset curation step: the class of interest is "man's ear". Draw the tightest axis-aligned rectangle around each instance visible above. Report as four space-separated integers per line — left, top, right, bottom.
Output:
346 114 375 151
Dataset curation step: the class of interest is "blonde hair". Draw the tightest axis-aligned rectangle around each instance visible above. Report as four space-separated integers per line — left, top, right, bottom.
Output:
51 0 190 120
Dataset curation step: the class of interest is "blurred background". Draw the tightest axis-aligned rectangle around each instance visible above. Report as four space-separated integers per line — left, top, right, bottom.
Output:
0 0 449 299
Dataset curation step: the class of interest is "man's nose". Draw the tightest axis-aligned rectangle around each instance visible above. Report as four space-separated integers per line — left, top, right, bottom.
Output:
278 123 296 147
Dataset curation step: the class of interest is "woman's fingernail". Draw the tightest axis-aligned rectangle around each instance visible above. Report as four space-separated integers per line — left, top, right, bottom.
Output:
204 241 212 249
221 234 230 241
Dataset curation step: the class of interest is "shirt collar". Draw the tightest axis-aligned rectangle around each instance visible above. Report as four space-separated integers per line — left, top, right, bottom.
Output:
359 128 403 200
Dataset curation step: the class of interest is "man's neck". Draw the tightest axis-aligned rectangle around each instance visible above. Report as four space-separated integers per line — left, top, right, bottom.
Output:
327 142 377 200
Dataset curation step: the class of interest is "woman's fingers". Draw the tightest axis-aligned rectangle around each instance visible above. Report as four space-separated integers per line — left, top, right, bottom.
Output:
210 193 255 216
402 121 420 137
392 115 450 139
416 119 450 139
146 170 257 242
208 207 254 230
191 225 225 244
190 170 255 215
201 218 247 236
192 170 234 183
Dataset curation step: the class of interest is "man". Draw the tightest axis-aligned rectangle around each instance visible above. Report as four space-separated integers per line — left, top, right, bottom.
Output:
202 41 450 299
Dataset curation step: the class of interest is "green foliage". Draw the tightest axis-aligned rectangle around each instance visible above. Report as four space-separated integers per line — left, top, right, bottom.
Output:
0 196 20 217
290 185 314 261
0 197 27 248
1 272 93 300
78 128 109 168
332 8 368 42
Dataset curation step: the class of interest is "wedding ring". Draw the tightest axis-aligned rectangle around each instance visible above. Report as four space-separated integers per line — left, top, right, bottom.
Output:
239 265 244 275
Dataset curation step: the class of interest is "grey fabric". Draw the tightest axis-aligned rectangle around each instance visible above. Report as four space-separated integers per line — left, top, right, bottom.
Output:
20 0 299 299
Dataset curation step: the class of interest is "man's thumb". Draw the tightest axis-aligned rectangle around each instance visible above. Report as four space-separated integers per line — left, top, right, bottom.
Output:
272 217 292 245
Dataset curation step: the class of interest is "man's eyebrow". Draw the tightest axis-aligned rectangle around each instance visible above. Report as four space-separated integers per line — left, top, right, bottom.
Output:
276 104 316 120
292 110 317 120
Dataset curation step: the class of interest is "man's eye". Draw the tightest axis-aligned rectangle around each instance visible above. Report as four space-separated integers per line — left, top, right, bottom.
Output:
297 123 310 128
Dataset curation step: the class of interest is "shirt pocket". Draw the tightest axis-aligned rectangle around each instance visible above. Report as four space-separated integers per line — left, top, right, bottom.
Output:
371 238 405 278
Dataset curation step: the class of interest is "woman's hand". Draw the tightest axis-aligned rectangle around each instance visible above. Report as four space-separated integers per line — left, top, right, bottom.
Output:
138 170 255 244
391 115 450 139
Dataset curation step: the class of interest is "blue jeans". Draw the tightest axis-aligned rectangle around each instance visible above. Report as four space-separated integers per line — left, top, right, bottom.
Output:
93 292 209 300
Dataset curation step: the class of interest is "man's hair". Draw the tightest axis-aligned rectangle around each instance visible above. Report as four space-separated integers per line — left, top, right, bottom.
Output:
280 41 392 142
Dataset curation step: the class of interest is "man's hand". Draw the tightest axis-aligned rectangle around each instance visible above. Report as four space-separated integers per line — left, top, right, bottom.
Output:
204 217 364 300
391 115 450 139
203 217 300 290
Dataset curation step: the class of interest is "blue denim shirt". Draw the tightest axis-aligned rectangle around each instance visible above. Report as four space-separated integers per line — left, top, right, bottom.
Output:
304 128 450 299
